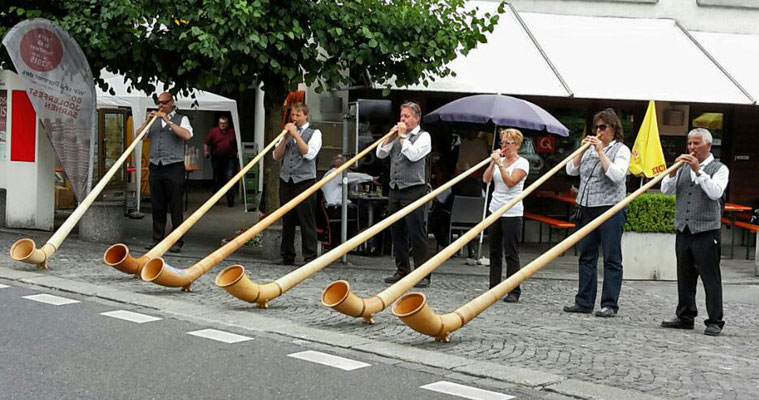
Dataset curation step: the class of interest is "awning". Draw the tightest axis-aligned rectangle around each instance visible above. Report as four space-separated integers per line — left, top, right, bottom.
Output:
399 3 569 98
394 3 757 106
690 31 759 104
520 13 752 104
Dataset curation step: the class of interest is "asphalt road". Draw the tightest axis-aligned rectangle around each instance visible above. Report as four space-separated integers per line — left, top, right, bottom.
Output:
0 281 562 400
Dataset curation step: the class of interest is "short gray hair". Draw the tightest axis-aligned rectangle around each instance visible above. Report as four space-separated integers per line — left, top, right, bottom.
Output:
688 128 712 144
401 102 421 118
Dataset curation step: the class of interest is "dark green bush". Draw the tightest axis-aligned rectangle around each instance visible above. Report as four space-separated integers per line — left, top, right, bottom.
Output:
624 193 676 233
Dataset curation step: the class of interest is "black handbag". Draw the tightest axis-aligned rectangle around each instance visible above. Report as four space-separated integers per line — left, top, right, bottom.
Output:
569 159 601 222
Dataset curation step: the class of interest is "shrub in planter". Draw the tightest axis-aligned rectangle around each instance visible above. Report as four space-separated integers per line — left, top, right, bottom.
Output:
624 193 675 233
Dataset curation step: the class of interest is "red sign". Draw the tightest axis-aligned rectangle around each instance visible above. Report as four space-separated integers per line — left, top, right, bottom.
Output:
19 28 63 72
537 135 556 154
10 90 36 162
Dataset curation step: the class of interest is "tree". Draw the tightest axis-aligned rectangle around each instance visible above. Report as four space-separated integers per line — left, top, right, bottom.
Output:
2 0 504 213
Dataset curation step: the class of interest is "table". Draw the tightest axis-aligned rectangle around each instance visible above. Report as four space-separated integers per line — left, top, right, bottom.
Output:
535 190 577 205
348 193 388 253
725 202 752 259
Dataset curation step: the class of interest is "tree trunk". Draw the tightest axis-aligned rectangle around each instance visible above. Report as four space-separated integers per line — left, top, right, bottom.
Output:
263 95 284 216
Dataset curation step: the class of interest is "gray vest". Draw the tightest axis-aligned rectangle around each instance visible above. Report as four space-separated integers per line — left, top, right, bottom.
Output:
279 127 317 183
148 113 187 165
576 142 626 207
389 130 428 190
674 160 725 234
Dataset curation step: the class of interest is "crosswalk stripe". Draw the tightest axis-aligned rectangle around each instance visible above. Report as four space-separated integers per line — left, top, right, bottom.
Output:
287 350 370 371
100 310 162 324
186 329 253 344
420 381 515 400
0 284 9 289
22 294 80 306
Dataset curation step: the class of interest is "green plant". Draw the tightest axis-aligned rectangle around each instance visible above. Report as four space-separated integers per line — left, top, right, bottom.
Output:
624 193 676 233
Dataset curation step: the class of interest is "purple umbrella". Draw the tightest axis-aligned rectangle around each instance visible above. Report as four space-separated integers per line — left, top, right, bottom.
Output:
423 94 569 136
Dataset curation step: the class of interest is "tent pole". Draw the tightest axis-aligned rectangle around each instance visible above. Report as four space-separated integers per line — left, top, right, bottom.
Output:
477 126 498 260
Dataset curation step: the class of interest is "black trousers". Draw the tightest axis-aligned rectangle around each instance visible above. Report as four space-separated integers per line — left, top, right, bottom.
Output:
675 227 724 328
388 185 431 278
211 156 237 206
149 162 186 245
279 178 318 263
488 216 522 295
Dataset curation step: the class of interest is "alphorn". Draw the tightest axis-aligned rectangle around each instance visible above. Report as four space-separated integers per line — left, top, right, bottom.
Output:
103 130 287 276
323 143 591 323
139 129 397 291
392 160 685 342
9 116 159 269
215 157 493 308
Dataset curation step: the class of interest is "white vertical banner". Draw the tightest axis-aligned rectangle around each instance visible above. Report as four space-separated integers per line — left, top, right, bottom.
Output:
2 18 96 201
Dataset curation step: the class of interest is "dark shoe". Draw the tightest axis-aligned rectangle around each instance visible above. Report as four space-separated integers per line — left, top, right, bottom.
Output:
227 202 234 208
384 272 404 284
144 241 160 250
169 243 182 253
279 259 295 266
595 307 617 318
414 278 430 288
704 324 722 336
661 317 694 329
503 293 519 303
563 303 592 314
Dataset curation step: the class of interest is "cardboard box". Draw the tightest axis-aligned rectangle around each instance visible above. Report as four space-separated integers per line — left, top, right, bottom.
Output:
55 186 76 209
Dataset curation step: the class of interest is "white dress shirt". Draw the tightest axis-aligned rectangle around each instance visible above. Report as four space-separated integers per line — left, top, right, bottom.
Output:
660 154 729 200
566 140 631 185
163 110 194 138
321 168 374 206
375 125 431 162
273 122 322 160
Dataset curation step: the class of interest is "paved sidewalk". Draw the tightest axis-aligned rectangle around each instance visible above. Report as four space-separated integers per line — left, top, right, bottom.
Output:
2 225 758 400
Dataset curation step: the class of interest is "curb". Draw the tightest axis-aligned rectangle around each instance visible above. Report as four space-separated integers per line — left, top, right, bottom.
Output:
0 265 665 400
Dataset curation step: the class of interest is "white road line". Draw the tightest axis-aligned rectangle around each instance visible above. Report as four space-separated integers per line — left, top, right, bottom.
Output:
100 310 162 324
186 329 253 344
0 284 9 289
292 339 311 345
287 350 370 371
22 294 80 306
421 381 515 400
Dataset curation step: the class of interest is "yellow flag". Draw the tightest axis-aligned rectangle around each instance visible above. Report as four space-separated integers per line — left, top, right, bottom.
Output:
629 100 666 177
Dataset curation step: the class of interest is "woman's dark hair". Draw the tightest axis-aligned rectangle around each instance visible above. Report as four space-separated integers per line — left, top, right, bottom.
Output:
593 108 624 142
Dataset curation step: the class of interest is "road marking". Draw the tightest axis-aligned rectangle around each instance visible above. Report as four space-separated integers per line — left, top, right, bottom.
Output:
287 350 370 371
101 310 162 324
186 329 253 344
292 339 311 345
22 294 80 306
0 284 9 289
421 381 515 400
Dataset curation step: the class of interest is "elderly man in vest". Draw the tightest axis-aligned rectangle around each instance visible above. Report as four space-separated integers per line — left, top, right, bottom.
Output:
660 128 729 336
273 103 322 265
377 102 432 288
140 92 193 253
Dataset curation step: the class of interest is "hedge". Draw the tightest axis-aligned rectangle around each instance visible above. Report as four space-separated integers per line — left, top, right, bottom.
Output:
623 193 676 233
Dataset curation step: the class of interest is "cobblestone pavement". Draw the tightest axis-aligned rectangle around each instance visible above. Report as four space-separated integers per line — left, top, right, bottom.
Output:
2 229 758 399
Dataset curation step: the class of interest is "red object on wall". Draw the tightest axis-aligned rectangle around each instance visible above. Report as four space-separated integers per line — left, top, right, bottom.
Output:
536 135 556 154
11 90 36 162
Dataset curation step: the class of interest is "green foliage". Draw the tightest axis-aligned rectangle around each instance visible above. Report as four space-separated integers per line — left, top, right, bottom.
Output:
1 0 503 104
624 193 676 233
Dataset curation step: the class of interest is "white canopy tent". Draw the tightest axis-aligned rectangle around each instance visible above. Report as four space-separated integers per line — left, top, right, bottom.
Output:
691 30 759 103
95 70 246 211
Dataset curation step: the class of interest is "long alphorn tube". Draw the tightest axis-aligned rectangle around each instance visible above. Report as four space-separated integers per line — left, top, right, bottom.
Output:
103 130 287 276
215 157 494 308
9 117 159 269
323 143 591 323
392 160 684 342
140 129 397 291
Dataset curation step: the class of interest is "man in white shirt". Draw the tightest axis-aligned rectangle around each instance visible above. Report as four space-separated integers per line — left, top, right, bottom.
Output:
321 154 375 208
660 128 729 336
376 102 432 287
273 103 322 265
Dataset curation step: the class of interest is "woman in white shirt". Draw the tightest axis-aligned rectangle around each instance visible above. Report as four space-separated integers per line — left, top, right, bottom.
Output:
483 129 530 303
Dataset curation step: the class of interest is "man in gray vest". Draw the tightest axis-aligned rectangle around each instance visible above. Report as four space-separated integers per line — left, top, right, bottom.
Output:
660 128 729 336
376 102 432 288
273 102 322 265
140 92 193 253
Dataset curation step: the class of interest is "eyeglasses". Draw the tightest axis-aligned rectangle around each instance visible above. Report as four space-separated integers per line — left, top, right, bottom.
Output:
157 100 171 105
594 124 608 132
501 141 517 146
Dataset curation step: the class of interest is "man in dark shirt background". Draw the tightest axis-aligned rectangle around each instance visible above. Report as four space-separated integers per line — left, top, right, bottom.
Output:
204 116 238 207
